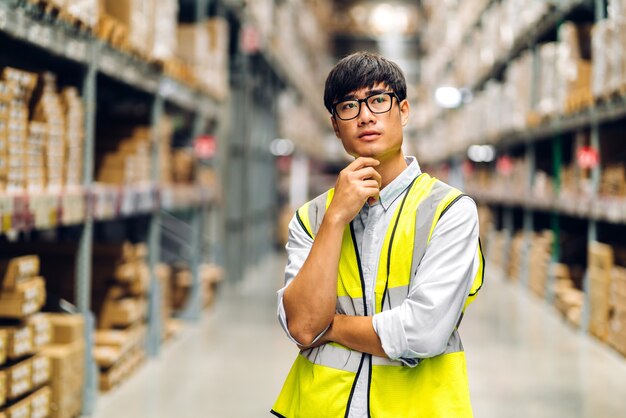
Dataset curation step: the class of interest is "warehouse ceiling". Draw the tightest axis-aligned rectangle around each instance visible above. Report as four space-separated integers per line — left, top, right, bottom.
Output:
329 0 424 83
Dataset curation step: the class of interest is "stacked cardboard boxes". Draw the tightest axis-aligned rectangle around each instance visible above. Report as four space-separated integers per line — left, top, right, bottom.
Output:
96 127 152 185
1 68 38 192
588 242 614 342
506 232 525 282
609 265 626 356
170 263 223 313
529 231 554 298
100 0 155 58
553 263 584 328
41 314 85 418
61 88 84 188
0 256 52 418
91 242 149 391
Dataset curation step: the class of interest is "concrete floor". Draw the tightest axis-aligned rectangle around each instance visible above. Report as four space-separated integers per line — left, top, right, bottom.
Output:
94 255 626 418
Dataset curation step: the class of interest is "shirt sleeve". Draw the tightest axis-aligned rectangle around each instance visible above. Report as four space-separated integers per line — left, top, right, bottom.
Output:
372 196 479 365
277 214 330 346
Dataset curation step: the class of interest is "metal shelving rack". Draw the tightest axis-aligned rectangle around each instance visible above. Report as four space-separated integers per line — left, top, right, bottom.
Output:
423 0 625 336
0 0 223 414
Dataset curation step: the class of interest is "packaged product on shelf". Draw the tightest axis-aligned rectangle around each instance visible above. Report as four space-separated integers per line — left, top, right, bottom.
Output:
529 231 553 298
0 256 40 290
0 276 46 319
27 314 52 351
506 232 525 282
2 394 30 418
176 23 209 77
592 20 611 99
588 242 614 341
553 263 584 327
30 385 52 418
41 338 85 418
0 324 34 360
65 0 99 29
0 329 6 366
151 0 178 61
609 265 626 355
30 353 51 388
96 127 152 185
5 357 32 401
101 0 155 57
600 164 626 197
61 87 84 188
0 369 5 407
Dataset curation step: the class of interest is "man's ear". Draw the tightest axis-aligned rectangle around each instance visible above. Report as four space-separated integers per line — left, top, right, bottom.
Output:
400 100 410 127
331 116 341 138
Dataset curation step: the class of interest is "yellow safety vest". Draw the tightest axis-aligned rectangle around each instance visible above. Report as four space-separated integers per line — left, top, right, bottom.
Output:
272 173 485 418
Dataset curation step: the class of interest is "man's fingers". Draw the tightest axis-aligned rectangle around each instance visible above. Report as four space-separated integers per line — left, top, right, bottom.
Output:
354 167 382 187
347 157 380 171
362 180 380 190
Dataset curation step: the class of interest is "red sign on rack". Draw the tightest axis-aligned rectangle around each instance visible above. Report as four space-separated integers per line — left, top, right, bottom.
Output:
576 146 600 169
194 135 217 160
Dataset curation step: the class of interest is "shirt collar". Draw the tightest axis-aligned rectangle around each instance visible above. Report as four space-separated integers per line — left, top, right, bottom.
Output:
375 156 422 211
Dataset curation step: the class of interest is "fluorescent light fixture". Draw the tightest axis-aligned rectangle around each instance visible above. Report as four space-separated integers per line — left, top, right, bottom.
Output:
435 86 462 109
270 138 295 156
369 3 409 35
467 145 496 163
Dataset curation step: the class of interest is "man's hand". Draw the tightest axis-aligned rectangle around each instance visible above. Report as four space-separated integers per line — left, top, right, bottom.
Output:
326 157 381 226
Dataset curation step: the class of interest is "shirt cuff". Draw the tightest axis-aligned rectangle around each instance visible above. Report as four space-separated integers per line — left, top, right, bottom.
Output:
277 286 329 347
373 310 420 367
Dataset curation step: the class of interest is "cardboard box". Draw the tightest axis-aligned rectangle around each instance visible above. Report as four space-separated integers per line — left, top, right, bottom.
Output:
0 256 40 290
0 330 7 366
30 386 51 418
99 298 146 329
0 326 33 360
2 393 30 418
44 314 84 345
31 353 51 388
27 314 52 351
42 341 84 418
5 357 32 401
0 277 46 319
0 370 6 408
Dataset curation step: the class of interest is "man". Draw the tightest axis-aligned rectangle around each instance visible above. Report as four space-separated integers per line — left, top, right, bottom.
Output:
272 52 484 418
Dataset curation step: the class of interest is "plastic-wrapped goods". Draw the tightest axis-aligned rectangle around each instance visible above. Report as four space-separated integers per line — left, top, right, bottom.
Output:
537 43 560 117
507 51 533 131
65 0 99 29
151 0 178 61
592 21 611 98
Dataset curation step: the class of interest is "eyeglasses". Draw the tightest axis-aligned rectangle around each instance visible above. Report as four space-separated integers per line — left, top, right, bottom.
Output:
332 92 398 120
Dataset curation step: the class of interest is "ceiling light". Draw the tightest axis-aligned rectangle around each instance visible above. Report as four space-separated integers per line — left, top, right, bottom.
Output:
270 139 295 156
467 145 496 163
369 4 409 35
435 86 462 109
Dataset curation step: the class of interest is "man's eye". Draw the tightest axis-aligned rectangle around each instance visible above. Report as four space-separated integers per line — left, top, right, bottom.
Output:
342 102 357 110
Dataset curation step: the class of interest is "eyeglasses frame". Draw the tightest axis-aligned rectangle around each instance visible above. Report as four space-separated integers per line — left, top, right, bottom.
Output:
331 91 399 121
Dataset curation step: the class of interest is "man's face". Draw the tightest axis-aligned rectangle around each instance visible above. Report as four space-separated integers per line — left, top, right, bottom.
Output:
331 82 410 161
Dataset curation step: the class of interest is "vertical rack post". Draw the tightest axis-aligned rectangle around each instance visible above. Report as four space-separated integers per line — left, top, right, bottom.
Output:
76 40 98 416
179 111 208 321
521 142 535 289
546 135 563 304
147 88 165 355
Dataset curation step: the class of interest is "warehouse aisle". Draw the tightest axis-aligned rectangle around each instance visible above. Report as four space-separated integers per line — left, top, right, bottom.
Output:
94 256 626 418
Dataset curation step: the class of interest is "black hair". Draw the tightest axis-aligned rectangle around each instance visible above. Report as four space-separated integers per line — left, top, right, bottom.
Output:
323 51 407 114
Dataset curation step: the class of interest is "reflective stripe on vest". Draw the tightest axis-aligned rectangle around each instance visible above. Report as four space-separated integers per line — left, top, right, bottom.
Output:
272 173 483 418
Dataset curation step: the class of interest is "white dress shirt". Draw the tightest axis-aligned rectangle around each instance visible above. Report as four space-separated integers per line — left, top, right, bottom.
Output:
277 157 480 418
